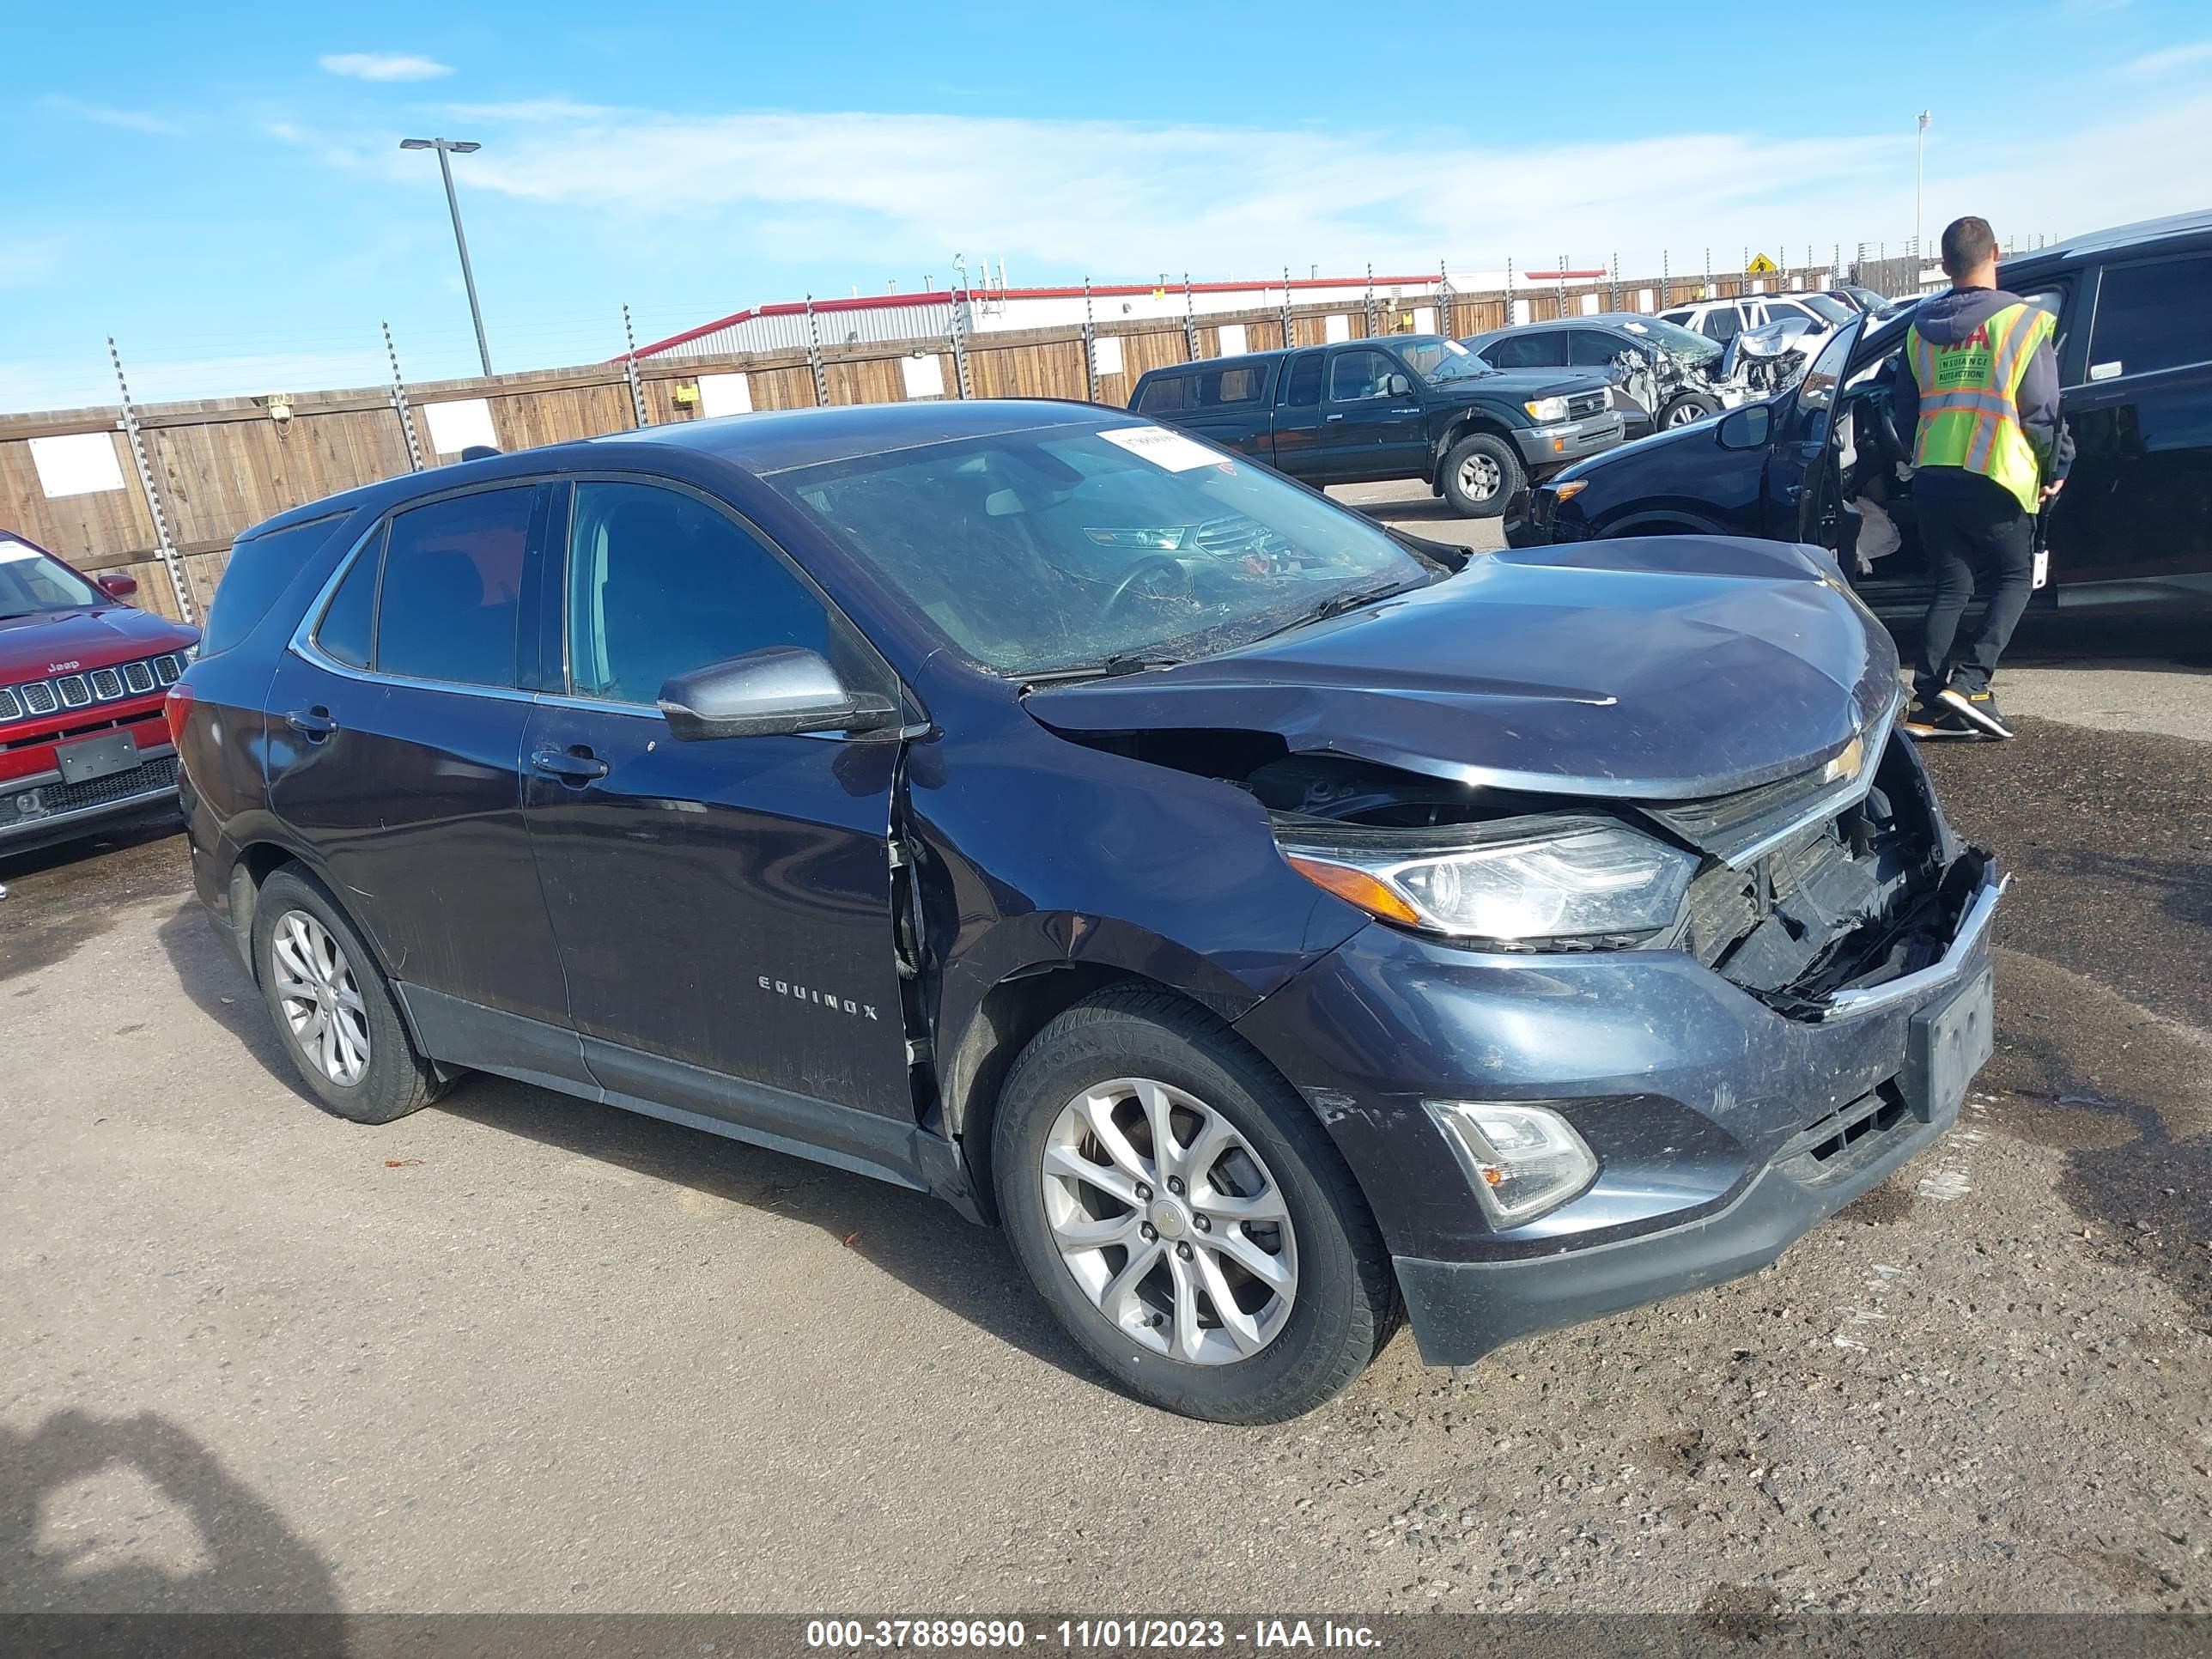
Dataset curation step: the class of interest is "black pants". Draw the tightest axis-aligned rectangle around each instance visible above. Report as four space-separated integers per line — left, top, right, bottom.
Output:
1913 467 2035 702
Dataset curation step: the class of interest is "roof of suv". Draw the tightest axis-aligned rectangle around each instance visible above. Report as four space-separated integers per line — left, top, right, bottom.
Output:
1997 209 2212 280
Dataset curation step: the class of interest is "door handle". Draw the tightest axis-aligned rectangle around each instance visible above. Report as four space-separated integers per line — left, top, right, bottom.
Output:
285 707 337 740
1325 413 1345 422
531 746 610 784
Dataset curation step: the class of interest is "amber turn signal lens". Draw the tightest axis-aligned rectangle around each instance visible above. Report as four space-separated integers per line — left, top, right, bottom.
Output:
1283 854 1421 927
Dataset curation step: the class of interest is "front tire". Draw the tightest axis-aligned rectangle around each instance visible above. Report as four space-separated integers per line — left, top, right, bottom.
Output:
1440 432 1525 518
252 867 443 1125
1659 391 1721 428
993 988 1398 1422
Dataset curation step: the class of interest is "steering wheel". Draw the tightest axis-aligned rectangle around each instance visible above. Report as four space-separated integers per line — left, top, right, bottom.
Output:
1103 555 1194 617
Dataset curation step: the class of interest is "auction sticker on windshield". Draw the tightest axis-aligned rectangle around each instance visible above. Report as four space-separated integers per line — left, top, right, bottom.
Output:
1099 425 1231 472
0 540 41 562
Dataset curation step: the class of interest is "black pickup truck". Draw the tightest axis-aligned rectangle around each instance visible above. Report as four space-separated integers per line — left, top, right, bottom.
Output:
1127 334 1624 516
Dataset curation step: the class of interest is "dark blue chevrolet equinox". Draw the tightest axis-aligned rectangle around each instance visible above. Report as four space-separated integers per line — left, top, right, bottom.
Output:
173 399 2000 1422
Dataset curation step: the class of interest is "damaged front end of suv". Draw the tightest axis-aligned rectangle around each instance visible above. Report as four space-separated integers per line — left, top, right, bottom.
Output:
1022 530 1999 1368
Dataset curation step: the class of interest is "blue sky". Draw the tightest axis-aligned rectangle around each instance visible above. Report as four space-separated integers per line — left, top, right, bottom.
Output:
3 0 2208 410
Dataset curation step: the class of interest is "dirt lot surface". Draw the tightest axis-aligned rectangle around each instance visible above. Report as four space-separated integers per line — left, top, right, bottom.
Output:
4 495 2209 1620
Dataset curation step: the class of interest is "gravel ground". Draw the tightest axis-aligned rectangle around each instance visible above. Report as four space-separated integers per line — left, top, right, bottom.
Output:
3 500 2208 1620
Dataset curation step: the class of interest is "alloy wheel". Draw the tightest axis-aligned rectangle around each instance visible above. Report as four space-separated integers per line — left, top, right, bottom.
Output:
270 910 371 1087
1665 401 1705 427
1041 1078 1297 1364
1456 453 1503 501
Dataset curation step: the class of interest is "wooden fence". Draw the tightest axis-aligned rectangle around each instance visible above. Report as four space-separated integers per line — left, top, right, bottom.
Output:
0 264 1816 623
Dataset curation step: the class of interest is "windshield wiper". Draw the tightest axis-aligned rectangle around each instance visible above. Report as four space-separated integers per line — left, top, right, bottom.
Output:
1018 652 1181 687
1252 579 1414 642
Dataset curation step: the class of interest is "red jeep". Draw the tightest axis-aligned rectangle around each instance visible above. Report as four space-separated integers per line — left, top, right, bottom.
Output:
1 531 200 858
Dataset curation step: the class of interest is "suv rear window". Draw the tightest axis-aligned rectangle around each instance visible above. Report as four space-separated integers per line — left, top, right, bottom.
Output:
373 487 535 688
2090 253 2212 379
199 514 345 657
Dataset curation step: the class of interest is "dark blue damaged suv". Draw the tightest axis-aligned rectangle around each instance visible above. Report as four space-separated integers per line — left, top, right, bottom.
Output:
173 399 2000 1422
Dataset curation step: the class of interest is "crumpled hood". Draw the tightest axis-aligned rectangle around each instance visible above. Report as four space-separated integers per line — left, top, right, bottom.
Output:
1024 538 1899 802
0 605 197 678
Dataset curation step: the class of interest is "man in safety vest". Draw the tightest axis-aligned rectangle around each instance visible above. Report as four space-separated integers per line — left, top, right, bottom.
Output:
1897 216 2071 740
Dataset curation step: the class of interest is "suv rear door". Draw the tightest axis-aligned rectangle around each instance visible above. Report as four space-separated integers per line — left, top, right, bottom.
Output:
520 477 919 1146
267 481 574 1036
2053 247 2212 603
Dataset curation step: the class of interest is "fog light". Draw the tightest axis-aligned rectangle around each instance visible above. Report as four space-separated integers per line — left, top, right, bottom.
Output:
1425 1101 1598 1226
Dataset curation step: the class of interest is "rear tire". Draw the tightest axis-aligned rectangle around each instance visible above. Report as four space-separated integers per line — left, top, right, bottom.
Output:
1440 432 1525 518
993 987 1399 1422
252 867 443 1125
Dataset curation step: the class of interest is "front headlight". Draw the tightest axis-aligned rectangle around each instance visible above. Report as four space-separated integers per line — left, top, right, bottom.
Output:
1524 396 1571 422
1279 815 1696 946
1425 1100 1598 1224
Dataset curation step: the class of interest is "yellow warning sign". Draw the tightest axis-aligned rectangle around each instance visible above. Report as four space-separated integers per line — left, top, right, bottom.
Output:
1746 252 1779 276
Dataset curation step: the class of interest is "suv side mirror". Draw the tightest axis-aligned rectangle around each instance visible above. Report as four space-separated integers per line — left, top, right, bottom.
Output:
659 647 899 741
96 572 138 599
1385 373 1413 397
1717 405 1771 449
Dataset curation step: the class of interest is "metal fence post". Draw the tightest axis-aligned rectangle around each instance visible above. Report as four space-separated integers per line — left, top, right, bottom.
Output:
1182 273 1199 362
107 337 196 623
1437 259 1451 337
1556 254 1567 315
382 320 424 470
1364 262 1377 338
947 286 973 399
1082 278 1100 404
1661 249 1669 307
1609 252 1620 312
805 295 828 406
1280 266 1293 349
620 305 650 428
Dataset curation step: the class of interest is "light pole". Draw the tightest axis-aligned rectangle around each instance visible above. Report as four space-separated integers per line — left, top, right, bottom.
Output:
400 137 493 377
1914 112 1931 267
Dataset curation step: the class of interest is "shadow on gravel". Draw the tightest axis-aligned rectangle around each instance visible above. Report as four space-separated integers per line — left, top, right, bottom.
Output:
0 1408 346 1644
437 1083 1098 1388
150 902 1096 1388
0 816 185 984
155 901 313 1108
1918 716 2212 1330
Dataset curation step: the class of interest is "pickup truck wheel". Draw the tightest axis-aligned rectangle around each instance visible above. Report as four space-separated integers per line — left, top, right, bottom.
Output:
993 988 1399 1423
1441 433 1523 518
1659 392 1721 428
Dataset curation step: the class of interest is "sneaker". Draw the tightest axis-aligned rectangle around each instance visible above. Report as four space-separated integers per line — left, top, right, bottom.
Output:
1939 685 2014 738
1902 699 1978 740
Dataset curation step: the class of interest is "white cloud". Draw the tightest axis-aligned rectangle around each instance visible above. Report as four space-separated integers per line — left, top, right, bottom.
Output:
319 52 453 82
2121 40 2212 78
43 95 184 135
380 94 2212 280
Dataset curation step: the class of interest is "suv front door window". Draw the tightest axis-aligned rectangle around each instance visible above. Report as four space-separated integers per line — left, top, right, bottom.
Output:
524 479 914 1120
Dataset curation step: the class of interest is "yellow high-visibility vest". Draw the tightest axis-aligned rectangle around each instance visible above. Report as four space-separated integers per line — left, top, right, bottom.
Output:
1906 301 2055 513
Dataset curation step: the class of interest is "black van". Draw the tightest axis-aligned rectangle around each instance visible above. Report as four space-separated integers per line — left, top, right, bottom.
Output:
1512 210 2212 623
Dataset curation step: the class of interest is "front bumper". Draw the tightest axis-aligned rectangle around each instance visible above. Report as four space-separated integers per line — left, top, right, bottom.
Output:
1513 411 1626 472
0 746 181 856
1233 860 2002 1367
